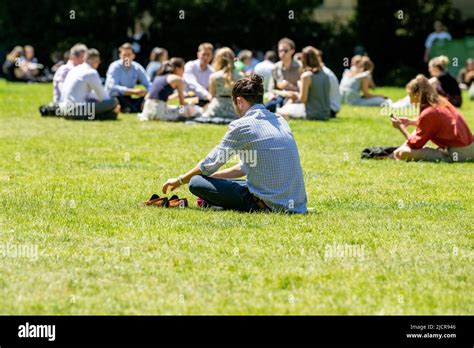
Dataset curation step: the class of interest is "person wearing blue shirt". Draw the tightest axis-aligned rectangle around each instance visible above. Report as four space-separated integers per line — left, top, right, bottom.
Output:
105 42 151 113
162 74 307 213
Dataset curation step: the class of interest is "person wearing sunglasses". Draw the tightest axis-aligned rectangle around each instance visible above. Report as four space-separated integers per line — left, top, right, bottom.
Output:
264 38 301 112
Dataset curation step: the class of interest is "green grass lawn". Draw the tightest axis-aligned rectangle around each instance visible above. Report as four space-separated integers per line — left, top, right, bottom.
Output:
0 80 473 315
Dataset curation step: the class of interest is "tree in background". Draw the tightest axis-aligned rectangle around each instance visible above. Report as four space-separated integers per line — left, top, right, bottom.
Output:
0 0 467 84
354 0 461 85
0 0 323 75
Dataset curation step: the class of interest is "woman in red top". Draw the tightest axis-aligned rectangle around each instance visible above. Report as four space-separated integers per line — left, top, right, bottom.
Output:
390 74 474 162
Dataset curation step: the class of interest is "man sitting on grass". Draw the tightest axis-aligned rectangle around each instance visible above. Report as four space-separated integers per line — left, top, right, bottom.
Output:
59 49 120 120
162 74 307 213
39 43 88 116
105 43 151 113
53 43 88 103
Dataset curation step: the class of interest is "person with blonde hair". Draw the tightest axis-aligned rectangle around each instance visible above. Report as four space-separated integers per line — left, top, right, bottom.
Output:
389 74 473 162
202 47 239 119
428 55 462 107
339 56 388 106
277 46 331 120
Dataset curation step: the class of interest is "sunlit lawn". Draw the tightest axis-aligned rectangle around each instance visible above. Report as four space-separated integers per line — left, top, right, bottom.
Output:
0 80 473 314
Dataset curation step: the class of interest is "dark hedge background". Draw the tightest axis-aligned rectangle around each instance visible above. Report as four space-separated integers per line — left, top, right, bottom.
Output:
0 0 470 84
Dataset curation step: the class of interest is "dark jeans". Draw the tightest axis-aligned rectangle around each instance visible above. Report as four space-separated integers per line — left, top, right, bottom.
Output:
64 98 118 121
117 95 144 113
264 95 285 112
188 175 264 212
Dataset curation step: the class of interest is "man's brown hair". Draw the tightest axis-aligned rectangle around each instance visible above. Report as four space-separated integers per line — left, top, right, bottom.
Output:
278 37 295 50
198 42 214 52
119 42 134 53
86 48 100 64
232 74 264 105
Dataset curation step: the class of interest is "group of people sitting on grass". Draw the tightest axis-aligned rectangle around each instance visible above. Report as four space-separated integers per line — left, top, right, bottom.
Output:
2 45 53 82
34 36 473 125
41 38 474 123
37 38 346 121
4 36 473 215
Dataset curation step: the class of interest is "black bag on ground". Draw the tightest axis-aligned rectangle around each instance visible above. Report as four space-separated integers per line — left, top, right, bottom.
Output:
39 103 60 117
361 146 397 159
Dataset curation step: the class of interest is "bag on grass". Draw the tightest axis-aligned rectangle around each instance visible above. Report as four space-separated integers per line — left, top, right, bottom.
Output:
39 103 60 117
361 146 397 159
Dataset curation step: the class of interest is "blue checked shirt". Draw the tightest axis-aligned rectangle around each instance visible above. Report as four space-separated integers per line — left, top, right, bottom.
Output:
199 104 307 213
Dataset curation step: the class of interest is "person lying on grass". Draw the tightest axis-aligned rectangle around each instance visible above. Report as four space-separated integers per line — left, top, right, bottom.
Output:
389 74 474 162
162 74 307 213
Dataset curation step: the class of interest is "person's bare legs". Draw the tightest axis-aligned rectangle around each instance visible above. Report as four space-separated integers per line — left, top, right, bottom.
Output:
391 144 449 162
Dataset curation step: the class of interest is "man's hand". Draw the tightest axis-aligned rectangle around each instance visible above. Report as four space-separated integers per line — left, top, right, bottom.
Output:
162 178 181 194
130 88 146 97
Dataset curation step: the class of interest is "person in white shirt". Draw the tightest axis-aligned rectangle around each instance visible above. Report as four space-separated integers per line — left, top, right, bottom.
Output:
39 43 88 117
183 42 214 107
424 21 452 62
315 49 341 117
253 50 277 93
60 49 119 120
52 43 88 103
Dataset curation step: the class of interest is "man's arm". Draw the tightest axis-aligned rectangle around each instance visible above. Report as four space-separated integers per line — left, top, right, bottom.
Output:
89 72 108 101
137 64 151 91
162 162 246 194
105 64 128 96
210 163 245 179
161 123 246 193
